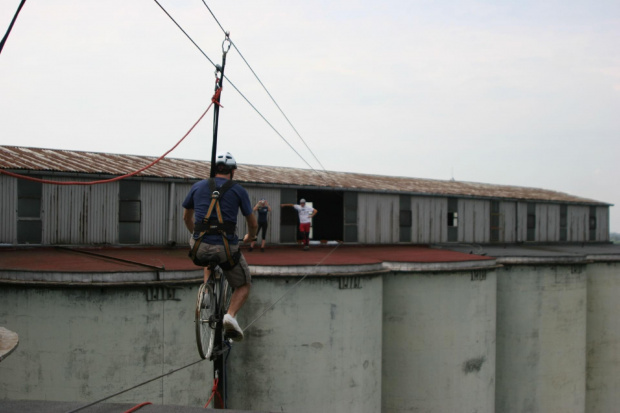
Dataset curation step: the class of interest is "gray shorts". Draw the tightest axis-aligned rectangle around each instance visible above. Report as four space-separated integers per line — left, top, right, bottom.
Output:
190 238 251 288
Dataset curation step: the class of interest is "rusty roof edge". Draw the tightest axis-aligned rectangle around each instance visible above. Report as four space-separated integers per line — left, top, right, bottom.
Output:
0 145 612 206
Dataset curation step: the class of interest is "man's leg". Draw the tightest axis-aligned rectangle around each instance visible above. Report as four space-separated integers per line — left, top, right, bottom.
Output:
203 267 211 283
227 283 250 317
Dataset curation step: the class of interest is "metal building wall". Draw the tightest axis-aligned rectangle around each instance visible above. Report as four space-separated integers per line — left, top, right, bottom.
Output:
173 183 193 245
0 175 17 244
595 206 609 242
536 203 560 242
410 196 447 243
458 199 490 243
140 182 169 245
42 178 118 245
241 186 281 245
568 205 589 242
516 202 529 242
357 193 399 243
499 201 517 243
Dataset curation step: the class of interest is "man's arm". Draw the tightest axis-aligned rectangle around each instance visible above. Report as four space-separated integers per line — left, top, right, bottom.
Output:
243 213 259 243
183 208 195 233
280 203 294 208
311 208 318 218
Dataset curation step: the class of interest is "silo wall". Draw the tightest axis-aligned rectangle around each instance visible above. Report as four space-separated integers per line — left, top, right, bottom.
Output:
229 271 384 413
495 261 587 413
0 283 210 406
586 260 620 412
381 263 497 413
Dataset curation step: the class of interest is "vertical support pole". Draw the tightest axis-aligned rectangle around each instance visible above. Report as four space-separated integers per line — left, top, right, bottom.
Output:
213 322 226 408
210 33 232 178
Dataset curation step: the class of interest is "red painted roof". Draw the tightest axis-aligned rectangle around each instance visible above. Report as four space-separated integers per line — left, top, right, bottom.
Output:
0 245 492 273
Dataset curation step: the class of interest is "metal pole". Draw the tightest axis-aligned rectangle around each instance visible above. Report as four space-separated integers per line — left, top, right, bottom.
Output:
210 34 231 178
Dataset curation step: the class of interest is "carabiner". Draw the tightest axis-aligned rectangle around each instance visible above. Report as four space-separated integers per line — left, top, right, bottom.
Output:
222 32 231 54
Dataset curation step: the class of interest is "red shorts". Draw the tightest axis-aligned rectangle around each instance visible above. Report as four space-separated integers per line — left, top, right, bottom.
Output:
299 222 311 233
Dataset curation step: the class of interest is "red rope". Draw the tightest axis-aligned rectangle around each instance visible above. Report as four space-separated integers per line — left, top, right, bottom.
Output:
123 402 152 413
203 377 224 408
212 85 223 107
0 100 216 185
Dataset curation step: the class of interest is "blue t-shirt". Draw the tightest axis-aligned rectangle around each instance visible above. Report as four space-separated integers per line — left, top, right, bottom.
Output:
182 178 252 245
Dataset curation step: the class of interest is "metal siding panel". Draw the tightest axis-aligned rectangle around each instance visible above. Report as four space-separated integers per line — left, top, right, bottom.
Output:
411 197 447 243
475 200 490 243
596 206 609 241
244 186 281 244
0 175 17 244
458 200 475 243
516 202 528 242
499 202 517 243
141 182 168 245
358 193 398 244
457 199 490 244
87 182 118 244
539 204 560 242
175 183 194 245
39 177 118 245
568 206 588 241
42 178 89 245
536 204 548 241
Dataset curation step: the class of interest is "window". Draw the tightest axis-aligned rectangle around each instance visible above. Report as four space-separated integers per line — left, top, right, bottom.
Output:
526 203 535 241
447 198 458 242
589 206 597 241
399 195 411 243
490 201 500 242
119 181 141 244
17 179 42 244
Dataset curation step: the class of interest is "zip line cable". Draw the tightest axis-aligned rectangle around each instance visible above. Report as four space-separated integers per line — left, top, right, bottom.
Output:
65 358 205 413
0 0 27 55
153 0 319 173
200 0 327 171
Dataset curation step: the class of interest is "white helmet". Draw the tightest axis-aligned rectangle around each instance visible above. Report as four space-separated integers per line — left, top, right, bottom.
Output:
215 151 237 171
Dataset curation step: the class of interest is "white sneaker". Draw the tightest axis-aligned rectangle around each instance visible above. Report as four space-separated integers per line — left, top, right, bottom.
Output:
223 314 244 342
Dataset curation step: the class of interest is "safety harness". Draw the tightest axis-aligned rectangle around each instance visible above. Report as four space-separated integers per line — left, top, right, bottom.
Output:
188 178 240 269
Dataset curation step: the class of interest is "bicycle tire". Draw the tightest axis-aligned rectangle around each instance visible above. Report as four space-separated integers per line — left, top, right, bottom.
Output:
195 282 216 360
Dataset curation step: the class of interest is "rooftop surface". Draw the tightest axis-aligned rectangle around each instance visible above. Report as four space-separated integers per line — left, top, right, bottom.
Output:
0 244 491 275
0 145 609 205
2 243 619 285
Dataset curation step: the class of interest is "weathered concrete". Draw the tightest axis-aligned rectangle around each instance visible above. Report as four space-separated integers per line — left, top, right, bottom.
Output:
0 285 211 406
495 263 587 413
0 399 275 413
0 326 19 362
230 273 384 413
586 261 620 412
382 268 497 413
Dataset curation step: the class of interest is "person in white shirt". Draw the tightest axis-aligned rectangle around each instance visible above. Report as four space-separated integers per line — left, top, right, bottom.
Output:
280 199 318 250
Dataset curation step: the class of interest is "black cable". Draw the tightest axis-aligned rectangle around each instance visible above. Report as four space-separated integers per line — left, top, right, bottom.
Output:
64 358 205 413
0 0 27 55
153 0 318 172
201 0 327 171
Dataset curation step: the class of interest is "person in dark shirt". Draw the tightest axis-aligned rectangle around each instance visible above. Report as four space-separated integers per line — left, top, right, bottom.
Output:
250 198 271 252
182 152 258 341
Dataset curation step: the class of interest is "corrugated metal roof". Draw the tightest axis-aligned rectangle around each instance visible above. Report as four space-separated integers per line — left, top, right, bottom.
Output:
0 145 609 205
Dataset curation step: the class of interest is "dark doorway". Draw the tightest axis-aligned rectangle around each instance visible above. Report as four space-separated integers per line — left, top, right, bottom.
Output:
297 189 344 241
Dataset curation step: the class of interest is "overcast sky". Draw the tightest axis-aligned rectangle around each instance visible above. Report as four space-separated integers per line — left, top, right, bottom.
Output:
1 0 619 232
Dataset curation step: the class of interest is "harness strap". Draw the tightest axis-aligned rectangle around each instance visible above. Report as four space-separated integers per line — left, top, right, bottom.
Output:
189 178 238 268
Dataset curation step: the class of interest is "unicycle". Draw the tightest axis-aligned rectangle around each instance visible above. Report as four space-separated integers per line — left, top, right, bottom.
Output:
195 263 233 360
